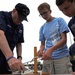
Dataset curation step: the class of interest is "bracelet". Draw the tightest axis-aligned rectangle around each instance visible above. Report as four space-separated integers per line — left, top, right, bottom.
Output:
17 56 22 59
6 56 14 62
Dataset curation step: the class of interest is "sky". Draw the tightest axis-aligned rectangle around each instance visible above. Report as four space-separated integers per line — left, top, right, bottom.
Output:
0 0 74 63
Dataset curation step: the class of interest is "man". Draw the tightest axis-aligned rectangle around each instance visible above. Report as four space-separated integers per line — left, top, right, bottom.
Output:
0 3 30 74
37 2 72 74
56 0 75 72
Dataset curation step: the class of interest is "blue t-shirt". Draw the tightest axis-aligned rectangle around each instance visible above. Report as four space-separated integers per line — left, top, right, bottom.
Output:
39 17 70 59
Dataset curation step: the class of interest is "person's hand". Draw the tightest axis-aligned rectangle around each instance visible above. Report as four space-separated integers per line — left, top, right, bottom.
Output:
41 48 52 60
7 57 25 72
37 50 44 57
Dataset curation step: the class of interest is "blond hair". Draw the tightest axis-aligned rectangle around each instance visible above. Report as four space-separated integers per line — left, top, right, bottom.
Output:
38 2 50 11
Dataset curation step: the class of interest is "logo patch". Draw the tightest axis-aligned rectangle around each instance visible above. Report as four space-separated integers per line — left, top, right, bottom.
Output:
7 25 11 28
19 29 22 33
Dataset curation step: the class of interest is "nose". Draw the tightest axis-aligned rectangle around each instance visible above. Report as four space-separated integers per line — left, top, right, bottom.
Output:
62 10 69 16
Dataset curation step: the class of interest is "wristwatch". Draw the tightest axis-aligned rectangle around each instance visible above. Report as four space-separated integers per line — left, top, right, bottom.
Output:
17 56 22 59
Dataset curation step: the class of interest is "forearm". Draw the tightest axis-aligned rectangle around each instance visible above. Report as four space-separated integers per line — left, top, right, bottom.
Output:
40 45 45 51
51 37 66 52
0 30 13 59
16 43 22 59
50 33 67 52
39 41 45 51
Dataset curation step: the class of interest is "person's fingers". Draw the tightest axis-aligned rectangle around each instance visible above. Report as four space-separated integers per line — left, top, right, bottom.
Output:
9 63 18 71
8 58 25 71
20 64 25 72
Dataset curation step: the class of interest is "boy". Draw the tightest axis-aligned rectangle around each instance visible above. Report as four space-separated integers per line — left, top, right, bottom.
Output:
37 2 72 74
56 0 75 72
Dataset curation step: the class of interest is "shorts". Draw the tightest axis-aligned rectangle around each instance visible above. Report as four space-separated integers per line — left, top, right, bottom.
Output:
42 56 72 74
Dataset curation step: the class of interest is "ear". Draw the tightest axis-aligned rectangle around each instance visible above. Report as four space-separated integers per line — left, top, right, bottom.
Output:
12 9 16 13
49 10 52 13
12 9 17 19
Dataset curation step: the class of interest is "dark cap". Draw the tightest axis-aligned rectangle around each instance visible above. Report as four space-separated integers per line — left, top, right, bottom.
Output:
15 3 30 21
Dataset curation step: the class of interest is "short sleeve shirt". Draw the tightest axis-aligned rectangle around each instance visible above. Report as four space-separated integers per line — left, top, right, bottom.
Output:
0 11 24 65
0 11 24 51
68 16 75 37
39 17 70 59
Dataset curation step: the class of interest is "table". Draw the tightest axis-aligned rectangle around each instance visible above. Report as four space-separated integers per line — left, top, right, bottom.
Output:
0 74 74 75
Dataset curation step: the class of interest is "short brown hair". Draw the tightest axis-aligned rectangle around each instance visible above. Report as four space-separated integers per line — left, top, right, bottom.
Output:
38 2 50 11
56 0 73 6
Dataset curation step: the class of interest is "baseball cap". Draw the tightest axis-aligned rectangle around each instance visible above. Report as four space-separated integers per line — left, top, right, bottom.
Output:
15 3 30 21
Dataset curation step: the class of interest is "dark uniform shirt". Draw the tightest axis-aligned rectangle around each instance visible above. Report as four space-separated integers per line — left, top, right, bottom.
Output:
68 16 75 72
0 11 24 73
68 16 75 37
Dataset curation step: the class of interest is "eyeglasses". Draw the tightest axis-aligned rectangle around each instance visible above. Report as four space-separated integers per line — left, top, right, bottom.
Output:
39 10 49 16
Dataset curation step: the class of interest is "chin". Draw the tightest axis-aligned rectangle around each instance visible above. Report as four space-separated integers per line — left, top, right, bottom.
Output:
65 14 74 17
